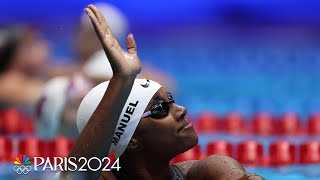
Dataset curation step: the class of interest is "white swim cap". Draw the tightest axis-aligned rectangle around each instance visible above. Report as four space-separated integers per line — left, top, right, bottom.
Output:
77 79 161 158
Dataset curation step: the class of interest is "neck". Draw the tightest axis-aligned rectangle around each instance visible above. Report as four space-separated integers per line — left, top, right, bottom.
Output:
119 153 173 180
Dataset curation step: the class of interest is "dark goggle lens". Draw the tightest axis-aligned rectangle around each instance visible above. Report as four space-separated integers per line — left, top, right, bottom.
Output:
150 100 174 119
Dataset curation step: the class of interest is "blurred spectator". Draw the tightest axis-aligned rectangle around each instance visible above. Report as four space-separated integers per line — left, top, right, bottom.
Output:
35 74 92 139
0 27 50 106
52 3 175 90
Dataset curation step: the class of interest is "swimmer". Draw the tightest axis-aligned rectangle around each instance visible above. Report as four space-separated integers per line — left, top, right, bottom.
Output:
61 4 264 180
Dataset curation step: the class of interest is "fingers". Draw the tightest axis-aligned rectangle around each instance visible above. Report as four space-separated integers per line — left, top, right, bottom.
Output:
84 7 106 40
88 4 112 35
126 33 137 55
85 4 120 50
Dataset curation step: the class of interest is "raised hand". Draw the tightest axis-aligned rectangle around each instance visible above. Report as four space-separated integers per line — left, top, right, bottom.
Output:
84 4 141 77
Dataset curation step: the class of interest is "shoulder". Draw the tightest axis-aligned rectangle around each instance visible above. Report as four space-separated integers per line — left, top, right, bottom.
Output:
186 154 246 180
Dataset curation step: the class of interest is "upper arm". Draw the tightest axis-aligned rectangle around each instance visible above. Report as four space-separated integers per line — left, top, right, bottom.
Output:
187 154 246 180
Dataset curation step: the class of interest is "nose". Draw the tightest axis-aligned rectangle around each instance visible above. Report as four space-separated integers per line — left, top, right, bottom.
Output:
173 103 187 121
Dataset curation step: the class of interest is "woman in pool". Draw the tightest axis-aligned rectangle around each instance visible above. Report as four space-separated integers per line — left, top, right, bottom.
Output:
62 4 264 180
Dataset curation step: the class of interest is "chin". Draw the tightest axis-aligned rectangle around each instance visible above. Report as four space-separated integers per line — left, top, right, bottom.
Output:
182 129 199 152
190 131 199 147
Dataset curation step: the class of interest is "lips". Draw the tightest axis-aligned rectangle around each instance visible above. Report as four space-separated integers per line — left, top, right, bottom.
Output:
178 120 193 133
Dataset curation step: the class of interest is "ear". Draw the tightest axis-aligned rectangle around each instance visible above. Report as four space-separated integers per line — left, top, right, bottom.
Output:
127 138 140 152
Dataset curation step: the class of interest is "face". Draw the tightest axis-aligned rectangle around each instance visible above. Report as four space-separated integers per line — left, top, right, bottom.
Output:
14 30 49 76
132 87 198 158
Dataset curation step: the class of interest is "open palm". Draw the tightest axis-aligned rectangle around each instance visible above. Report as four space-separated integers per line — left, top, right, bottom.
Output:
85 4 141 77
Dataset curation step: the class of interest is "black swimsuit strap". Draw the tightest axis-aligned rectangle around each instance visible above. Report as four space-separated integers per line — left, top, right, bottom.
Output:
171 164 186 180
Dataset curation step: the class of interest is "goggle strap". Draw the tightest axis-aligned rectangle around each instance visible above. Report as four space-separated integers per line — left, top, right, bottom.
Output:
141 111 152 119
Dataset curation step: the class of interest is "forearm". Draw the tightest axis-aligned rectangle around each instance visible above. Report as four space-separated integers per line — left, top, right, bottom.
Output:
62 76 136 178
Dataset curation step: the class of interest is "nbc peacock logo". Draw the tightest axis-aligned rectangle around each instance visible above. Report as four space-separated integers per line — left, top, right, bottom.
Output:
13 155 32 175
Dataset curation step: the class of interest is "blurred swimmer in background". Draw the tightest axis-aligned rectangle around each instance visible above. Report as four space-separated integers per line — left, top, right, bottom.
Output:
0 27 50 106
35 74 92 140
